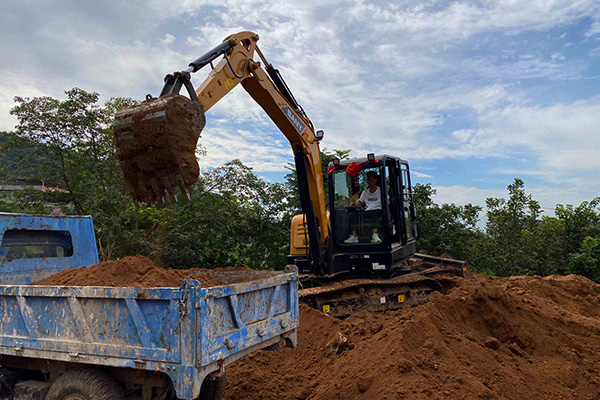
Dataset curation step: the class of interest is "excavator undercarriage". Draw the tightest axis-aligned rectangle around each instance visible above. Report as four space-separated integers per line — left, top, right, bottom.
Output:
300 254 470 318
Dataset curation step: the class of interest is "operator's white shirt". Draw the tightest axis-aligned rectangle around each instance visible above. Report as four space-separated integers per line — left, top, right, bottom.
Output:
359 186 381 211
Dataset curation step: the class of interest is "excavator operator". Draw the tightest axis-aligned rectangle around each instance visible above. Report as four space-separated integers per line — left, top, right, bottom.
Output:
352 171 382 211
344 171 383 244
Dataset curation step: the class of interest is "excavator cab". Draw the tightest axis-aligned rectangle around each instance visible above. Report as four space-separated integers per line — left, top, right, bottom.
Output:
289 154 417 276
327 154 417 275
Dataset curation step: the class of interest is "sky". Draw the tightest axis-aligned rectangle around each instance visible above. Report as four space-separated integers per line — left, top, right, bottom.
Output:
1 0 599 212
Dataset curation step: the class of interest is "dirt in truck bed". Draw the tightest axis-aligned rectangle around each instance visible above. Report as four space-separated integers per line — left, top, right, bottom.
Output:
33 255 246 288
226 273 600 400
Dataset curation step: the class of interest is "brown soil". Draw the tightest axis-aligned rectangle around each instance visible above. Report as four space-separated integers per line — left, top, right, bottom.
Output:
113 94 205 204
226 273 600 400
33 255 226 288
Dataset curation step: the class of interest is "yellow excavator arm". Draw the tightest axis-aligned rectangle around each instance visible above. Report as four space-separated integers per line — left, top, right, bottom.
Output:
114 31 329 266
192 32 328 247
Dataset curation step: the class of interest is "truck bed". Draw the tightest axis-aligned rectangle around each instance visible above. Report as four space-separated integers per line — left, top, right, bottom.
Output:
0 268 299 400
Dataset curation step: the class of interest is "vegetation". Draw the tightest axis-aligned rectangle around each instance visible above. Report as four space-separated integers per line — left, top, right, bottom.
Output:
414 178 600 280
2 88 600 281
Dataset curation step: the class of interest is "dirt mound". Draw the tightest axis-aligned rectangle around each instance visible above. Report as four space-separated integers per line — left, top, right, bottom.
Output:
33 255 225 288
226 274 600 400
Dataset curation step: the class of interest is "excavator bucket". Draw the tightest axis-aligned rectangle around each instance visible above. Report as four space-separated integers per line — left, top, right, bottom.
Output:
113 94 206 204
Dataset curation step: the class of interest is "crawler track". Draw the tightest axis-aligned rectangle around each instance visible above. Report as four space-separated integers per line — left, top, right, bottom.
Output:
299 253 469 318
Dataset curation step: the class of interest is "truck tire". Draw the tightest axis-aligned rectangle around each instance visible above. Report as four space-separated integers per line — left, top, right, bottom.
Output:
198 371 226 400
45 368 124 400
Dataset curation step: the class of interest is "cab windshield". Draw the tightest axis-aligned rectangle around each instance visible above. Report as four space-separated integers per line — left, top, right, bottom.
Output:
332 166 385 245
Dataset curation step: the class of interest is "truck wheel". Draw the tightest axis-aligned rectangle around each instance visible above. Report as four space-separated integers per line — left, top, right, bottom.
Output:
198 371 226 400
46 369 124 400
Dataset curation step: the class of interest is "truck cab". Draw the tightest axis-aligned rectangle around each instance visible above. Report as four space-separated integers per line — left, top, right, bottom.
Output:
0 213 99 284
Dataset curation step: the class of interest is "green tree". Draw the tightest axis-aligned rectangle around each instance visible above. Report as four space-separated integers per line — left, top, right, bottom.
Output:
9 89 139 259
164 160 294 269
0 131 60 182
568 237 600 281
480 178 543 276
0 188 50 214
412 183 482 260
555 199 600 255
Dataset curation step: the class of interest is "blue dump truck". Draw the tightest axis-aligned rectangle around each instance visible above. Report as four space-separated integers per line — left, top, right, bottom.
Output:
0 213 299 400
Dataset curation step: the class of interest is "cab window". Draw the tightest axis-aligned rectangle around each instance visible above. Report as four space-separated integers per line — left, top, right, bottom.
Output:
0 230 74 261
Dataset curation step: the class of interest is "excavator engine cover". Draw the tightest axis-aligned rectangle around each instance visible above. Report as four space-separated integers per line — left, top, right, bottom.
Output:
113 94 206 204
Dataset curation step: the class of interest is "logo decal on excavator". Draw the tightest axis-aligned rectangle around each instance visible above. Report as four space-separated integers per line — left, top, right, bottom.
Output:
279 103 306 135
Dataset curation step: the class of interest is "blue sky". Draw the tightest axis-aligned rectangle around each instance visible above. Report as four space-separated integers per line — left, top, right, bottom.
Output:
1 0 599 211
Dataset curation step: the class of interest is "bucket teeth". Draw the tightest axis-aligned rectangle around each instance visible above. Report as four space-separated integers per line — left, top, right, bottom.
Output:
177 175 191 202
164 174 178 204
140 182 155 205
150 177 165 205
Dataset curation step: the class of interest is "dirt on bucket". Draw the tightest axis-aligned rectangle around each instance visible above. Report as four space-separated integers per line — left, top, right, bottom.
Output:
113 94 205 204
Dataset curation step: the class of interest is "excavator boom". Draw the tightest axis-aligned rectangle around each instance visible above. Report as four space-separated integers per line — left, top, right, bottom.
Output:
113 31 328 269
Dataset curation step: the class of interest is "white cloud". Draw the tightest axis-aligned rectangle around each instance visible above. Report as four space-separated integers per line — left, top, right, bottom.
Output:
353 0 600 41
198 127 291 173
425 99 600 170
488 168 547 177
412 170 433 179
550 51 565 62
590 46 600 57
160 33 176 45
434 185 504 208
545 150 600 170
468 54 583 81
434 181 597 214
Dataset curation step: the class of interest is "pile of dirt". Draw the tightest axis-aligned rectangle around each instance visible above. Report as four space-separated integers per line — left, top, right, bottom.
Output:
34 255 226 288
226 274 600 400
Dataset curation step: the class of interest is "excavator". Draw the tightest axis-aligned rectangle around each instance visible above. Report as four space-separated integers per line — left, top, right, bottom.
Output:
113 31 468 318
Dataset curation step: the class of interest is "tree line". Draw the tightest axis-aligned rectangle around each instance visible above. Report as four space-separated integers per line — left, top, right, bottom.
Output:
1 88 598 281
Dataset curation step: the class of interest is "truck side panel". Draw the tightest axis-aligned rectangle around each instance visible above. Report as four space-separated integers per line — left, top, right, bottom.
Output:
198 270 298 366
0 285 182 364
0 271 299 400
